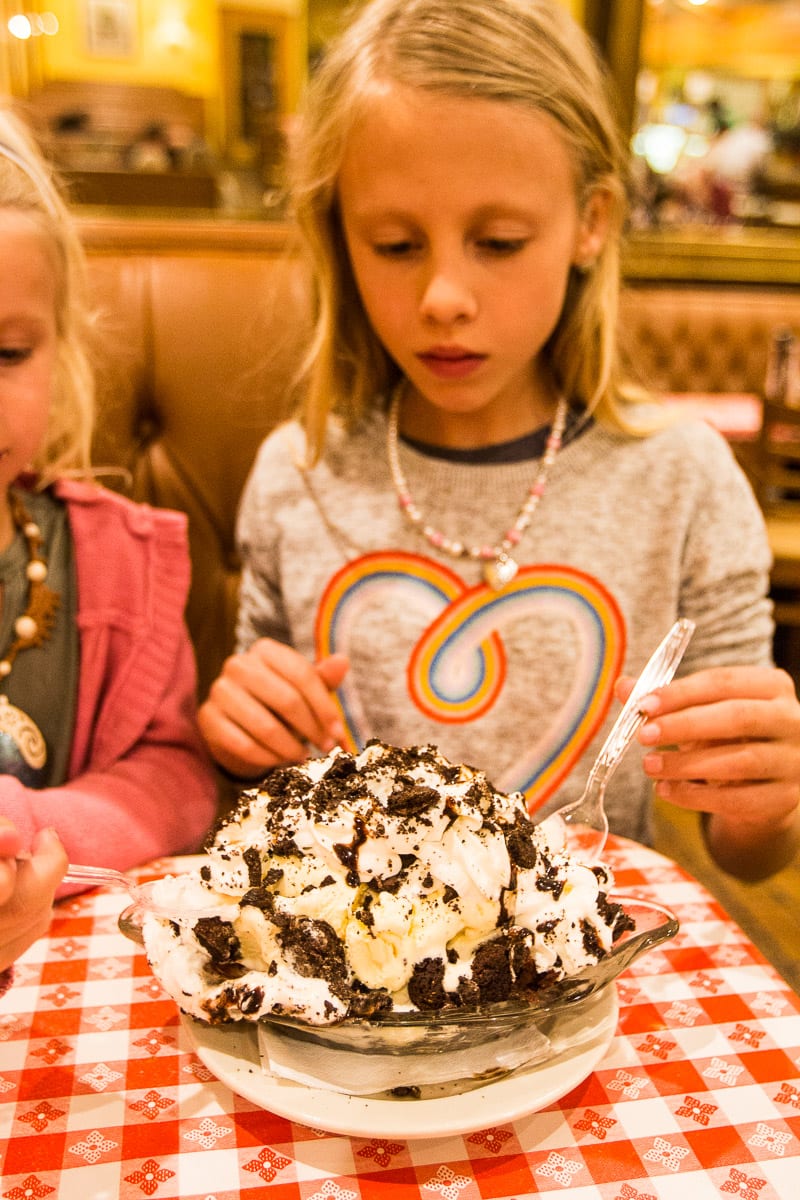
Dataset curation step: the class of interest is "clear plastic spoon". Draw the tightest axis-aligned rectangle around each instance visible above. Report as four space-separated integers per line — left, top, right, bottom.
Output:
539 617 696 862
61 863 220 918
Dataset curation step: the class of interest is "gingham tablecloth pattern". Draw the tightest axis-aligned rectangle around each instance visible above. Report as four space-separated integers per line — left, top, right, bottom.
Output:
1 838 799 1200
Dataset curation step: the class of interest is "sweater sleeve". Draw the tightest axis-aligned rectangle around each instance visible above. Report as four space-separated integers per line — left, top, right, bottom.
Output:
670 422 773 673
0 631 218 881
0 483 219 879
235 424 303 652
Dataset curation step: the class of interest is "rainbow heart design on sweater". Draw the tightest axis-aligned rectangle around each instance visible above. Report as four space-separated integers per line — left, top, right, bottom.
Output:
315 551 625 808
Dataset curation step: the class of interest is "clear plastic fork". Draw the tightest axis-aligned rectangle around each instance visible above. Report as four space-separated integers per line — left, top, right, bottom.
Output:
539 617 696 862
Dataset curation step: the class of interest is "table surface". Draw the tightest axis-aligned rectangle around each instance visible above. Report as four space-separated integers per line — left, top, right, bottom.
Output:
2 837 799 1200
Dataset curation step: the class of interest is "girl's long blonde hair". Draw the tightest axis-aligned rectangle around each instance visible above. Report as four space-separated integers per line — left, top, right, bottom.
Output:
0 105 94 484
290 0 641 464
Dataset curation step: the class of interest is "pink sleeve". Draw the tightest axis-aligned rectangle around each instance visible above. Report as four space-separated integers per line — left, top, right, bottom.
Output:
0 485 219 881
0 635 218 879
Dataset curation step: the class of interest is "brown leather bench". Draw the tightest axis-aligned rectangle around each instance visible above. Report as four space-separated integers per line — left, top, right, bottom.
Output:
80 215 800 698
618 284 800 395
83 216 311 698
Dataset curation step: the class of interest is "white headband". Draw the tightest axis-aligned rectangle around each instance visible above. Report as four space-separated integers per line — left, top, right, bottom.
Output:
0 139 59 216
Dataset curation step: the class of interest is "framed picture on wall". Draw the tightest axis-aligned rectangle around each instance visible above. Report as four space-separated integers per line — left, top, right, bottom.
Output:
85 0 136 58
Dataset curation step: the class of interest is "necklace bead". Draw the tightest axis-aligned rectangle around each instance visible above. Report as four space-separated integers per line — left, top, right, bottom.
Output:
1 493 61 675
27 560 48 583
0 494 60 777
387 390 569 589
14 615 38 642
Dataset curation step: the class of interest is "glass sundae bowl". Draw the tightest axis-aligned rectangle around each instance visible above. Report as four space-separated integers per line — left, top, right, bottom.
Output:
119 892 677 1061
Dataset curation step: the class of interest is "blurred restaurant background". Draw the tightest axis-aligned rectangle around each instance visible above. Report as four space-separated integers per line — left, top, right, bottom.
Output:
0 1 796 249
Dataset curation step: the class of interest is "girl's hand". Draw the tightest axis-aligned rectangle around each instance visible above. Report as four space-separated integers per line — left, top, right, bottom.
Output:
198 638 350 778
0 822 67 973
616 665 800 879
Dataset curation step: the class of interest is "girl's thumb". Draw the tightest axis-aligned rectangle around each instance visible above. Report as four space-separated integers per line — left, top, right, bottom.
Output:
316 653 350 690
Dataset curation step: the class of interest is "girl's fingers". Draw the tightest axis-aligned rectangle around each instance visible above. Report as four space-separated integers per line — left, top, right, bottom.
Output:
201 680 310 769
618 663 800 845
642 738 800 784
236 667 334 750
638 696 800 747
30 827 68 886
315 653 350 692
240 641 346 747
651 777 800 828
0 860 16 907
617 666 800 749
0 821 22 859
0 830 66 972
0 821 25 906
199 642 350 775
633 665 796 715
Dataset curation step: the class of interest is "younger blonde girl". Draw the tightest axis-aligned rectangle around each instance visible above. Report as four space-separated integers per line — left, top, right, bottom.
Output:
0 106 217 872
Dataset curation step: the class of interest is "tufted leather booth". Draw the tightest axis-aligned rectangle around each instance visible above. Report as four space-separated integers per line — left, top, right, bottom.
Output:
82 217 312 699
79 216 800 699
618 284 800 395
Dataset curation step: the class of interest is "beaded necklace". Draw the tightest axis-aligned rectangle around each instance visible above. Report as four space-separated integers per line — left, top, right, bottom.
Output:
0 492 60 772
387 390 569 590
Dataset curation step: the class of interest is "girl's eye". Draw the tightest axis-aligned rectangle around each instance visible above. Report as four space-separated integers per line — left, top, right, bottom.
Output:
476 237 528 256
373 240 420 259
0 346 31 364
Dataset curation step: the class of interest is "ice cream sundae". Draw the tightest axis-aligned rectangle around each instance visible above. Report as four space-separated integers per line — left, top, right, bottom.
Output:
141 740 634 1026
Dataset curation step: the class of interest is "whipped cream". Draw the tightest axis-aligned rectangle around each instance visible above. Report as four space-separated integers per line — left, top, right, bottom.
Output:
142 741 633 1025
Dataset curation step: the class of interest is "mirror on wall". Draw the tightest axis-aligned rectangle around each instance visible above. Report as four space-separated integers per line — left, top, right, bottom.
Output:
631 2 799 228
596 0 800 282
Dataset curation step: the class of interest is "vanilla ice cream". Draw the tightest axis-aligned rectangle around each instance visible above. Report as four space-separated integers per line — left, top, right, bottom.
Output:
142 740 634 1025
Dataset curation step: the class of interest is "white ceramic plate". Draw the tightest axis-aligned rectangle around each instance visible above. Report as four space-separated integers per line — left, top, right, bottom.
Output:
180 985 618 1140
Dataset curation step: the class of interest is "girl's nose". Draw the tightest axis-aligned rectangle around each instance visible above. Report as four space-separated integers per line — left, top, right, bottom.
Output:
419 266 478 326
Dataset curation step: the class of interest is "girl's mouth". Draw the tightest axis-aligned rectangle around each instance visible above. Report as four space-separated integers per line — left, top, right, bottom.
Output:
417 350 485 380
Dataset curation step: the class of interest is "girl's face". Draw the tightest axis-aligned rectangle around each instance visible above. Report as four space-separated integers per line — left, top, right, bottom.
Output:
338 83 609 447
0 211 57 501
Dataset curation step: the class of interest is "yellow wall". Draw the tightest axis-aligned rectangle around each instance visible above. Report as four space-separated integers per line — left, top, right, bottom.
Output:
38 2 217 96
10 0 582 108
29 0 580 98
31 1 304 101
642 3 800 82
307 0 349 55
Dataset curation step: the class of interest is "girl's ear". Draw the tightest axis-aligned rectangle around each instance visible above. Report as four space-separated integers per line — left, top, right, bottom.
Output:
573 187 613 270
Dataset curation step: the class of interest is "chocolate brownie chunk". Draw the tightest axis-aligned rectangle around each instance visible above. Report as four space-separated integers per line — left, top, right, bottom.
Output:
194 917 241 965
408 956 448 1011
278 916 348 985
470 938 512 1003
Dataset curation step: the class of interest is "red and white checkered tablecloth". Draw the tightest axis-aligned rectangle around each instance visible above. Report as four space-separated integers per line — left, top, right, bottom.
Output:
1 837 799 1200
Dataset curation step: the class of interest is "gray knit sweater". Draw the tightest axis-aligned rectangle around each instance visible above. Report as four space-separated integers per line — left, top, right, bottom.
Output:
236 409 773 846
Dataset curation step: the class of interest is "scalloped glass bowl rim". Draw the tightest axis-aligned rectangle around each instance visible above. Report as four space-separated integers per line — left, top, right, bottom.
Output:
119 892 678 1038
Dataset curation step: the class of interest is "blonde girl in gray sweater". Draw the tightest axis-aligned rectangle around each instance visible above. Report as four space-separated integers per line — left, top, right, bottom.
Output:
200 0 800 882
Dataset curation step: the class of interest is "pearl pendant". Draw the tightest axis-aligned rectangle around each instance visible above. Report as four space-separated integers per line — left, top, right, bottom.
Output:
0 694 47 771
484 555 519 591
